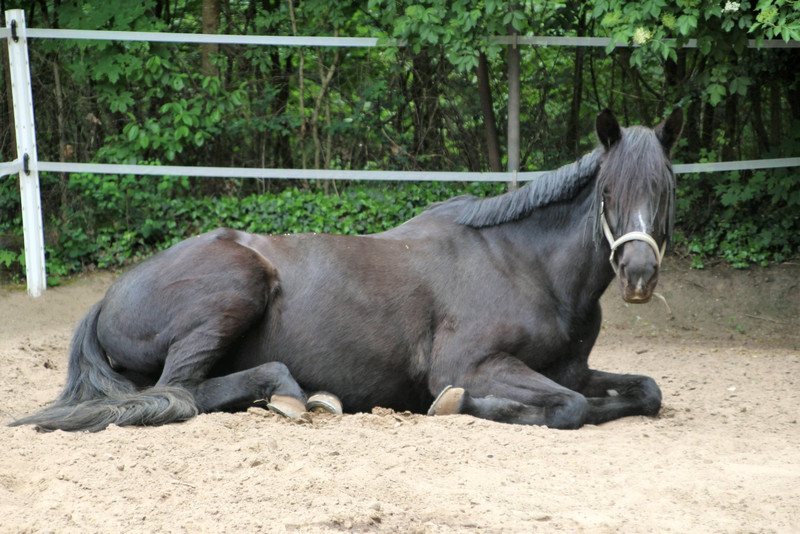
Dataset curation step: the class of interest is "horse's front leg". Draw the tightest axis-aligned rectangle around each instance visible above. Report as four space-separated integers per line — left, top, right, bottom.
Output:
427 354 590 429
578 369 662 425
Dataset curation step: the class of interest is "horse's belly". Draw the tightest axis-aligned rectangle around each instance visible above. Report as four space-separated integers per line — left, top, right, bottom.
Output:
224 280 435 413
266 324 431 412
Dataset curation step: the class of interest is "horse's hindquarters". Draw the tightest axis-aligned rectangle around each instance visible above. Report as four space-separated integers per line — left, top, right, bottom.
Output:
96 229 279 385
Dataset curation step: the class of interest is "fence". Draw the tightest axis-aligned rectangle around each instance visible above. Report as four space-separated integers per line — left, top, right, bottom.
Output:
2 8 799 296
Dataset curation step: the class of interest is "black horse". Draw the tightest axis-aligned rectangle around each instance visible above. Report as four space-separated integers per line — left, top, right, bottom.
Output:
10 108 683 432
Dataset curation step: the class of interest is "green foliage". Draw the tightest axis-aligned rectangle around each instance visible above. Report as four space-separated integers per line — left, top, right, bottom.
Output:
367 0 528 71
1 0 799 286
0 249 20 270
591 0 800 106
99 72 250 164
750 0 800 41
675 146 800 269
44 172 191 274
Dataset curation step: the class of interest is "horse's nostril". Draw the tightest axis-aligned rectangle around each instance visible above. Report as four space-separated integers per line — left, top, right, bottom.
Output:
626 265 657 290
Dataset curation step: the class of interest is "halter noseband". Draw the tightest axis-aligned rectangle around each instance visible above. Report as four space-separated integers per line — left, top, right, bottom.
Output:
600 201 666 274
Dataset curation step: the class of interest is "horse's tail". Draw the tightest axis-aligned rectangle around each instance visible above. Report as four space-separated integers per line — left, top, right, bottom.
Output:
8 302 198 432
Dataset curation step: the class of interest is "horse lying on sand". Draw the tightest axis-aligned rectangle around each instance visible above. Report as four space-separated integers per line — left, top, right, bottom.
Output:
10 108 683 432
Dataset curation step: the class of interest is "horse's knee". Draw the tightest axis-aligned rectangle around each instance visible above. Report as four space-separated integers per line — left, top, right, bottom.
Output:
256 360 290 379
547 392 588 429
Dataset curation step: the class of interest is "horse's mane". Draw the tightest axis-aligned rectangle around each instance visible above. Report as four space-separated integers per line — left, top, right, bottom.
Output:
426 148 602 229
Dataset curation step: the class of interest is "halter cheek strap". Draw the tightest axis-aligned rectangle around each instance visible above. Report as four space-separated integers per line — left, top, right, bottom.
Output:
600 202 667 274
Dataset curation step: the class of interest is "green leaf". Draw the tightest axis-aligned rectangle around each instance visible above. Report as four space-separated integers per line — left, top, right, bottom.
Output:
706 83 726 106
175 125 190 139
146 55 161 73
126 124 140 142
676 14 698 35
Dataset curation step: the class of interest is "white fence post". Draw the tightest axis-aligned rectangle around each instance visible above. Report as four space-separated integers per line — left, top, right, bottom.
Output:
5 9 46 297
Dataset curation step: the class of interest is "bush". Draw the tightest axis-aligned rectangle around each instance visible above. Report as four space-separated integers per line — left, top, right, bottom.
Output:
675 165 800 269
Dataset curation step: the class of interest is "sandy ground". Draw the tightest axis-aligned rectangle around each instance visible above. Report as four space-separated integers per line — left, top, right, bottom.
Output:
1 258 798 533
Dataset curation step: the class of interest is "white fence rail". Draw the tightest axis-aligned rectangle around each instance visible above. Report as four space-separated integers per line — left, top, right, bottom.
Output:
2 9 799 296
30 158 800 181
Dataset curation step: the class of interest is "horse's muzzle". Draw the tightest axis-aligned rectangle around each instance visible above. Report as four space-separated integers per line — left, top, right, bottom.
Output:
618 250 659 304
621 283 656 304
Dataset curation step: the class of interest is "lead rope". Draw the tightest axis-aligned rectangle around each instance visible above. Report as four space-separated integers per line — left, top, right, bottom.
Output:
600 202 671 314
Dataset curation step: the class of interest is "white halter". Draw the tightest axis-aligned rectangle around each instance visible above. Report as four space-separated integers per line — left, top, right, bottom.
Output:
600 202 666 274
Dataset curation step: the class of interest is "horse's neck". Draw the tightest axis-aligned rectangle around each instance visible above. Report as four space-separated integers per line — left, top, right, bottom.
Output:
503 183 615 307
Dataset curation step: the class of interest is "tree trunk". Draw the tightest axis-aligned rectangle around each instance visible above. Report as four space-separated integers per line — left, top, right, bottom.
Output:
769 81 782 148
36 0 70 216
288 0 309 184
701 101 715 153
52 59 71 213
565 9 586 158
788 85 800 124
270 50 294 169
749 82 770 154
664 48 686 117
312 42 340 193
312 43 339 170
411 50 440 167
477 52 501 172
684 98 701 160
155 0 171 23
507 36 520 190
201 0 220 77
722 94 737 161
617 49 648 124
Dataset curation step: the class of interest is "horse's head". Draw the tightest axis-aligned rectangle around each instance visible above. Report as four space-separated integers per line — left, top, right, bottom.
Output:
595 108 683 304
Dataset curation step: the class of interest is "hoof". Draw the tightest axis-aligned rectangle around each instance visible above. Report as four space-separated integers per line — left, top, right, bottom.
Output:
427 386 465 416
306 392 343 415
267 395 306 419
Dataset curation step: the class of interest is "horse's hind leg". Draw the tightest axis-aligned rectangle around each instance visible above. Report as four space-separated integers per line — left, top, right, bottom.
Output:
151 301 308 418
124 233 308 417
191 362 307 417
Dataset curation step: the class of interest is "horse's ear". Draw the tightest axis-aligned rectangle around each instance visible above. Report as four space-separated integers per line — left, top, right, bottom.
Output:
655 108 684 153
596 109 622 150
